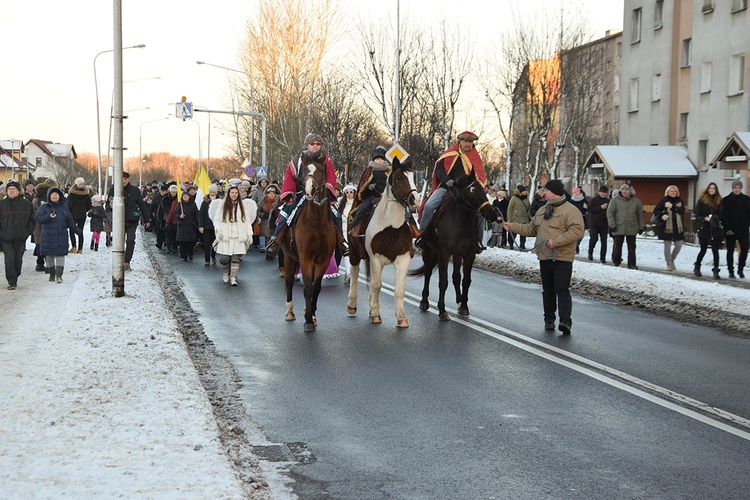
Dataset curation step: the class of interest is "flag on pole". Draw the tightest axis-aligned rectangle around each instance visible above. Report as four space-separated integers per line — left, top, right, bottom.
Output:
194 166 212 209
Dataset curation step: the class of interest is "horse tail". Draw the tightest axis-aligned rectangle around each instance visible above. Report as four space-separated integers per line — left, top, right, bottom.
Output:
408 264 426 277
364 256 371 285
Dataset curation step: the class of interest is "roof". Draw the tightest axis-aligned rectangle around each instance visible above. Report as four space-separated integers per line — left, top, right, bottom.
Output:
709 131 750 166
585 146 698 178
26 139 77 159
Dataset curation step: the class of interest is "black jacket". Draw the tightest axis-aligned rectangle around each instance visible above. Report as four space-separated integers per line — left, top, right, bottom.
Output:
587 194 609 228
694 199 723 241
67 187 92 220
108 182 150 227
722 192 750 239
0 195 35 242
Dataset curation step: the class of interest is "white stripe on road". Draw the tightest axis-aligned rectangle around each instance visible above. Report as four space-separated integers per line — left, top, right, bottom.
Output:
371 279 750 442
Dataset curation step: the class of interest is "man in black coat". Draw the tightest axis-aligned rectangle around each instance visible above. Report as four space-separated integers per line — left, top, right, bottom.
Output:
587 186 610 263
722 180 750 278
0 181 36 289
108 172 150 271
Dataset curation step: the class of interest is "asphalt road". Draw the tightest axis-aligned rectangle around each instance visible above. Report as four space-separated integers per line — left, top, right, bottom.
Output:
173 248 750 499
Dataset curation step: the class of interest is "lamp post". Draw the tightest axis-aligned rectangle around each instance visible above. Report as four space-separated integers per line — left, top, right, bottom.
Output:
139 116 169 189
93 43 145 195
195 60 256 166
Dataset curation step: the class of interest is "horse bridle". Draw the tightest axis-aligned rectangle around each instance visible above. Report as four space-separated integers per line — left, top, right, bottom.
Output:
451 180 491 215
389 169 418 209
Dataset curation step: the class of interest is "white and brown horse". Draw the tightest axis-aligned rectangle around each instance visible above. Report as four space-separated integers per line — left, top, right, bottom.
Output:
346 158 420 327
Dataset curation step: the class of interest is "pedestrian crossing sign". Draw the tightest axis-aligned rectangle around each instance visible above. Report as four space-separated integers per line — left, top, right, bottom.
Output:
175 101 193 120
386 143 409 163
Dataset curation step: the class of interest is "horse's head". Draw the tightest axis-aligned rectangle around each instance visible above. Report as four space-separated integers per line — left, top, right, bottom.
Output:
456 173 496 222
300 152 327 201
389 157 420 211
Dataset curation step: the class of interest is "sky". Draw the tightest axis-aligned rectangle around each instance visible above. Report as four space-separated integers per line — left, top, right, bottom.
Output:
1 225 748 496
1 0 624 167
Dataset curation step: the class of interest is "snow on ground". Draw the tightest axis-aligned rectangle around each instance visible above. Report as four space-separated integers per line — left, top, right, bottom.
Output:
0 226 748 498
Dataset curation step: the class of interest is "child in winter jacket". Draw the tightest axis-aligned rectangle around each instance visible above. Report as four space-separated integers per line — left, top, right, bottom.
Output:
87 194 107 251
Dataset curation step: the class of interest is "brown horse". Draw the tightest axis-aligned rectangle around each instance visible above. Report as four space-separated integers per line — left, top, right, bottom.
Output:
346 158 420 327
409 174 497 321
278 153 337 332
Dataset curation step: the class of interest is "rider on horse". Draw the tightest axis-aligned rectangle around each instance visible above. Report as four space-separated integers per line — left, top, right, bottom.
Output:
265 132 349 258
415 130 488 253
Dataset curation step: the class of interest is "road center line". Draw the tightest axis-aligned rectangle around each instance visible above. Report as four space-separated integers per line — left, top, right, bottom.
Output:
371 279 750 442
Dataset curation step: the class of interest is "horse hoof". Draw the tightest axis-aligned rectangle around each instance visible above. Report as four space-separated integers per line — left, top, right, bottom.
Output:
457 306 470 316
304 323 316 333
285 313 296 321
396 319 409 328
419 300 429 311
371 315 382 324
438 312 451 321
347 306 357 315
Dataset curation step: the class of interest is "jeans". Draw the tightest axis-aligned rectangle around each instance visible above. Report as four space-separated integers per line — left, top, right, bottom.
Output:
539 259 573 326
662 240 683 265
726 234 749 271
696 237 720 268
420 187 448 230
70 218 86 248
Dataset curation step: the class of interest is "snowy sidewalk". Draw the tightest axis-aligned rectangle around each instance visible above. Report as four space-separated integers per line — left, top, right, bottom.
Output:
0 232 249 497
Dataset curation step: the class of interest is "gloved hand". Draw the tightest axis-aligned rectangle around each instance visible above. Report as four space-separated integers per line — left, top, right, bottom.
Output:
368 184 378 191
661 214 669 221
726 230 735 236
445 179 455 188
664 201 672 208
675 202 682 208
638 228 644 235
704 216 711 222
609 227 615 236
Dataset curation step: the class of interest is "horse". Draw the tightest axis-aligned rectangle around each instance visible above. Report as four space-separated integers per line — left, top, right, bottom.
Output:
408 174 497 321
346 157 420 328
278 152 338 332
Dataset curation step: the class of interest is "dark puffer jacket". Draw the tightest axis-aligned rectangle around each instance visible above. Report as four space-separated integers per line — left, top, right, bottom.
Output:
35 187 81 257
67 186 92 220
174 196 199 243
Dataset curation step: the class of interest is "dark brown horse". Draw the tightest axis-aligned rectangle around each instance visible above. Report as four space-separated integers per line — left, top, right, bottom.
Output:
346 157 420 327
409 174 497 321
278 153 337 332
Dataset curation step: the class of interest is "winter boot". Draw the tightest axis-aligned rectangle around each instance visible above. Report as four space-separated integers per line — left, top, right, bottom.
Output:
94 243 99 252
70 246 77 253
279 267 285 278
47 267 55 282
739 268 745 279
728 268 736 279
693 262 702 277
712 268 721 279
90 240 95 250
222 262 230 283
229 262 240 286
587 250 594 261
55 266 64 283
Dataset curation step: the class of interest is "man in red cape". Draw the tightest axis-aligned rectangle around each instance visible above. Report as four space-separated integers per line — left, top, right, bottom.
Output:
415 131 487 251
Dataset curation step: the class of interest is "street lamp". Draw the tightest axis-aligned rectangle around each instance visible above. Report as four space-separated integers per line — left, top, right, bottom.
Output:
93 43 146 194
140 116 170 188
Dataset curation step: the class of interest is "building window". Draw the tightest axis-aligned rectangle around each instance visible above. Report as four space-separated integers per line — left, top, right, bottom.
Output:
681 39 692 67
614 74 620 92
699 140 708 166
654 0 664 29
629 78 640 111
632 8 642 43
702 1 715 14
614 105 620 122
652 74 662 101
679 113 688 140
616 41 622 59
700 62 712 93
732 0 748 13
729 54 746 94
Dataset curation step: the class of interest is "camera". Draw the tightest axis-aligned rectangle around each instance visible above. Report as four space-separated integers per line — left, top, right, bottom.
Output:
51 210 57 215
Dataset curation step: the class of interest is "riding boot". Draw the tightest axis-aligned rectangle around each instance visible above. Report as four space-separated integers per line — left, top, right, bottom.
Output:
55 266 64 283
409 223 421 239
47 267 55 282
265 226 287 258
693 262 702 277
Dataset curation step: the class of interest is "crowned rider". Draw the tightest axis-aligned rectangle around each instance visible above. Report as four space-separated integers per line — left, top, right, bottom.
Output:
415 130 487 253
265 133 349 257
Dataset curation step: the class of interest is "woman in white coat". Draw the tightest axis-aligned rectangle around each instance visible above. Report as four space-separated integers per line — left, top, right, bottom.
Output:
211 185 257 286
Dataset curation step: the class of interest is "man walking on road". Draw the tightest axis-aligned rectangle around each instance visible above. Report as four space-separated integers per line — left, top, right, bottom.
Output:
722 180 750 278
587 185 609 263
503 179 583 335
0 180 36 289
607 183 645 269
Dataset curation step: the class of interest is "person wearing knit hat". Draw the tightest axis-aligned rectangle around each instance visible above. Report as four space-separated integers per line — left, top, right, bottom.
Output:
508 183 531 250
606 181 645 270
338 183 358 282
722 179 750 278
348 146 392 237
416 130 488 253
266 132 348 258
588 185 611 263
86 194 107 252
0 179 35 289
66 176 93 254
502 178 584 334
